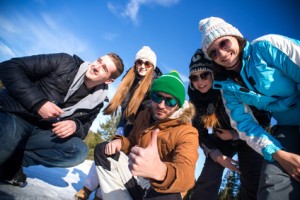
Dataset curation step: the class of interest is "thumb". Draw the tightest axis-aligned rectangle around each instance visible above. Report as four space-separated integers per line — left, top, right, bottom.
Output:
149 128 159 149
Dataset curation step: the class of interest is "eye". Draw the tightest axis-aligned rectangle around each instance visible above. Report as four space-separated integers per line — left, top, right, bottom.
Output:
219 39 229 48
208 49 217 59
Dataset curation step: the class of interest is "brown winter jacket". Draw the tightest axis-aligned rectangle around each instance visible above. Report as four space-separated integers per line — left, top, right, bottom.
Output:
114 101 199 197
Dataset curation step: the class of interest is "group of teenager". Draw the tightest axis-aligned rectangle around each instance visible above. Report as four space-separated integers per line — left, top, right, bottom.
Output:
0 16 299 200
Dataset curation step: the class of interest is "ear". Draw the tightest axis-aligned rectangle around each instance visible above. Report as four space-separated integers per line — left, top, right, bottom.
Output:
105 78 114 85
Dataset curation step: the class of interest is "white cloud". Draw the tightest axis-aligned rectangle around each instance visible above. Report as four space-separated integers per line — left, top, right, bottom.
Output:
0 12 88 60
0 41 16 59
108 0 179 25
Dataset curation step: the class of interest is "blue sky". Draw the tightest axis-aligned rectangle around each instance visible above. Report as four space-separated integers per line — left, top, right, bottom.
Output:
1 0 300 177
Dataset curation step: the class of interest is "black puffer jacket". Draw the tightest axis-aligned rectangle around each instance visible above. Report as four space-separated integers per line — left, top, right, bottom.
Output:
0 53 103 139
188 86 271 157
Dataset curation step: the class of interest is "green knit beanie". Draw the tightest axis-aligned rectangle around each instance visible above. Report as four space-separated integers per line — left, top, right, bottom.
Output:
150 70 186 108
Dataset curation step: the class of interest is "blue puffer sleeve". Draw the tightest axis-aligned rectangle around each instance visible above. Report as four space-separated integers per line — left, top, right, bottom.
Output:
214 80 283 161
252 34 300 85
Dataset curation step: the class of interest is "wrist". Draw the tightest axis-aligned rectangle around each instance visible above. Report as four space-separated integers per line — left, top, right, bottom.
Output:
272 149 283 161
155 162 167 181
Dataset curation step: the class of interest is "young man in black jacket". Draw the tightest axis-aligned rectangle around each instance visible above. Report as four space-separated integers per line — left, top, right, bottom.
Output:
0 52 124 187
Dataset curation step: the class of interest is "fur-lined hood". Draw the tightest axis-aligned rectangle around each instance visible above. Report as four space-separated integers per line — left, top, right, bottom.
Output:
169 100 195 123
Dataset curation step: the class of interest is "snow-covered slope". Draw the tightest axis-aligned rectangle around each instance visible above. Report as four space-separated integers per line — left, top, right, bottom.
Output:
0 160 96 200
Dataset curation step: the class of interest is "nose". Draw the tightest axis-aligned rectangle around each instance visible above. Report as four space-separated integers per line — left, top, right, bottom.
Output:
140 63 146 69
157 100 166 108
217 49 227 58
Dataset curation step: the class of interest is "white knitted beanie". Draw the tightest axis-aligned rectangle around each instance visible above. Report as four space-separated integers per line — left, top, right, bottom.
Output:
135 46 157 68
199 17 243 57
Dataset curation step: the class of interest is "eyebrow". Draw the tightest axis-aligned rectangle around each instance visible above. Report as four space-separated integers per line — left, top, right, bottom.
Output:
97 58 108 73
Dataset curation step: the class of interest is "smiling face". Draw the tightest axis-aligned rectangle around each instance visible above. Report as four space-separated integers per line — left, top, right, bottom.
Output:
135 59 153 77
190 71 213 93
207 36 241 72
85 55 117 88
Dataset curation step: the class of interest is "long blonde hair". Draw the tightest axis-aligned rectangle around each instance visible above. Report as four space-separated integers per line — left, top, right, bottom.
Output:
103 66 154 120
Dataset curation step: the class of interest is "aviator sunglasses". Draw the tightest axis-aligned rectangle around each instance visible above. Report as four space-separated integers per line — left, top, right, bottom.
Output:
150 92 178 107
208 38 232 60
189 71 211 82
135 59 153 68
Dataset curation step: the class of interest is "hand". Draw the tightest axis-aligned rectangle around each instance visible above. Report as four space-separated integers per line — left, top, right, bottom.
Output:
273 150 300 182
38 101 64 119
105 139 122 155
128 129 167 181
216 129 233 140
216 154 241 173
52 120 77 138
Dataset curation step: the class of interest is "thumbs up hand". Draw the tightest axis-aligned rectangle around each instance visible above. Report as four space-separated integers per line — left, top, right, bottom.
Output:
128 129 167 181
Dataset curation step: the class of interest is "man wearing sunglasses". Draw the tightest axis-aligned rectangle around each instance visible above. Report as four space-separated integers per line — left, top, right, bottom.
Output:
94 71 199 200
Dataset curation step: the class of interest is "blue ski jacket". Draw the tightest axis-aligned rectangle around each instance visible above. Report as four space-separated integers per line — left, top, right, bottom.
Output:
213 34 300 161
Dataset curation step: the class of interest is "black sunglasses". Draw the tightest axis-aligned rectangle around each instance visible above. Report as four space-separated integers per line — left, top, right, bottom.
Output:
208 38 232 60
150 92 178 107
135 59 153 68
189 71 211 82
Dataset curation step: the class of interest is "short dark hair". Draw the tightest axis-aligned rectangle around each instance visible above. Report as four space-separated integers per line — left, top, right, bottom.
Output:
108 52 124 79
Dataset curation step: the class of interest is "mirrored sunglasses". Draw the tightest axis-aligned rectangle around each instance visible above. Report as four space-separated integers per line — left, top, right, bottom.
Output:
135 59 153 68
208 38 232 60
189 71 211 82
150 92 177 107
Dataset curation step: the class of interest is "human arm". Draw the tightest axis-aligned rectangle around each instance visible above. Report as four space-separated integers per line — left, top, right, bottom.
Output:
52 120 77 138
128 129 167 181
105 139 122 155
273 150 300 182
38 101 64 119
150 125 199 194
220 87 282 161
65 102 104 139
215 154 240 173
0 53 75 113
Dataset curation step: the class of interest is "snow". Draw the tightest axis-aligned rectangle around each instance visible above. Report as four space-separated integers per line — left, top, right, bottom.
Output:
0 148 205 199
0 160 96 200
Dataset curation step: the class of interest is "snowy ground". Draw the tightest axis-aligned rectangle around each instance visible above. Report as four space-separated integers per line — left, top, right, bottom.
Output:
0 160 96 200
0 147 205 200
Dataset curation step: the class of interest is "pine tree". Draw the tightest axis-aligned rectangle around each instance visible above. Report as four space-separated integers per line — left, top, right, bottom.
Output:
99 111 121 141
84 130 103 160
218 170 240 200
84 111 121 160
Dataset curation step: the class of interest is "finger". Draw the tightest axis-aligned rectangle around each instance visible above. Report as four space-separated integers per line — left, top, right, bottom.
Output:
53 104 64 114
216 129 223 134
291 174 300 182
56 128 70 137
129 152 138 164
226 163 240 173
52 123 64 133
130 146 140 154
105 144 110 155
149 129 159 148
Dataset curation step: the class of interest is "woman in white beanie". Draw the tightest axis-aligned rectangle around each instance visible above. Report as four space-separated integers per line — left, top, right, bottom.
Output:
199 16 300 200
75 46 162 200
